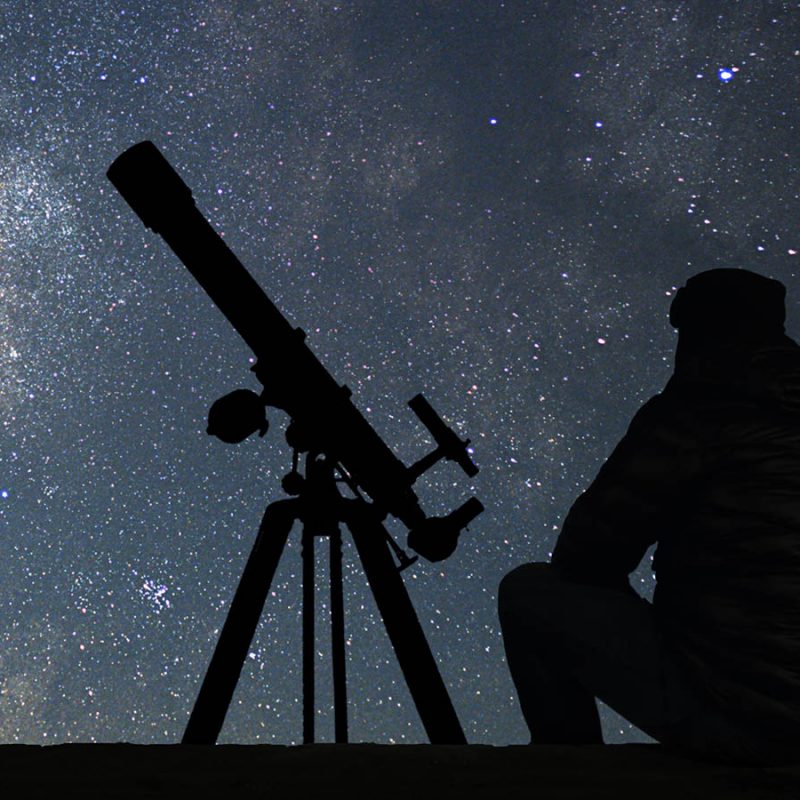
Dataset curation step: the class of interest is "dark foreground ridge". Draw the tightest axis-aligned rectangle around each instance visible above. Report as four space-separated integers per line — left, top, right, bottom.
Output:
1 743 798 799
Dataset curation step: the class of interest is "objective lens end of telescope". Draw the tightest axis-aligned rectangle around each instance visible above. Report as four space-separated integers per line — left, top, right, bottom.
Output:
107 140 194 232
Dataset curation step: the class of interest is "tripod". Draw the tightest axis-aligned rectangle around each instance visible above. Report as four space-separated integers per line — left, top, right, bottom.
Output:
182 453 466 745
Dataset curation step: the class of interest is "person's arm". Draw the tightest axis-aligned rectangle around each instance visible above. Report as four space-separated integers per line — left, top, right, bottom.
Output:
551 391 702 592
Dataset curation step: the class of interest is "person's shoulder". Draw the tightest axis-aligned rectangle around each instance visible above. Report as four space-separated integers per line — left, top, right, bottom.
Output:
629 383 683 417
622 381 710 448
746 337 800 412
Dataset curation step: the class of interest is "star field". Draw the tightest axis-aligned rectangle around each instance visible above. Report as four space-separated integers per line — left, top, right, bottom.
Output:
0 1 798 745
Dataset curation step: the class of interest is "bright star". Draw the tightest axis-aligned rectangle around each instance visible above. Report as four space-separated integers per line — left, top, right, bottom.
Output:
0 490 9 499
718 68 734 82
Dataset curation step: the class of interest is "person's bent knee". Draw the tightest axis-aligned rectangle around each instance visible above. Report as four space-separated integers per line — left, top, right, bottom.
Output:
499 562 555 615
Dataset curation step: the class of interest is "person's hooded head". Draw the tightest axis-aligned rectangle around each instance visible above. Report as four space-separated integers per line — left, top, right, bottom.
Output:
669 269 787 364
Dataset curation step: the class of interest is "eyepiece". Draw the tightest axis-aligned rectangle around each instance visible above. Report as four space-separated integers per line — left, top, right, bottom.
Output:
407 497 484 562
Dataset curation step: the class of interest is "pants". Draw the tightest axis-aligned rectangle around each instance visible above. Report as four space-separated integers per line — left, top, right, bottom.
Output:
498 562 798 765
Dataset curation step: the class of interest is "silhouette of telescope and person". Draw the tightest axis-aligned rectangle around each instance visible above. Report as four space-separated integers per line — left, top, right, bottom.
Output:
109 143 800 765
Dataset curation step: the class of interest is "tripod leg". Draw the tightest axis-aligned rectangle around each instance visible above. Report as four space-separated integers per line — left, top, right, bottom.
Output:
330 529 348 743
302 529 315 744
182 498 298 744
346 505 467 744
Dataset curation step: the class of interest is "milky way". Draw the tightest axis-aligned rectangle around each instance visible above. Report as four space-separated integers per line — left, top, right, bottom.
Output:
0 2 798 744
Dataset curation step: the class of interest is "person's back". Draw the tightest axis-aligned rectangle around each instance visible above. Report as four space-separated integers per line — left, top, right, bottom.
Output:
500 268 800 765
651 334 800 738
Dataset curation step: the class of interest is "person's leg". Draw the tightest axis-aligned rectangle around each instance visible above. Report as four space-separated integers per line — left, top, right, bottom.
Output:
499 564 602 743
498 562 698 745
499 561 800 764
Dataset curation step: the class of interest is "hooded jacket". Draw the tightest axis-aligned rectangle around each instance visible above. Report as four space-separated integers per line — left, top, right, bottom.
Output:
551 334 800 734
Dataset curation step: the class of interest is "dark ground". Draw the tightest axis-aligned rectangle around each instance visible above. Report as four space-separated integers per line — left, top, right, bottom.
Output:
1 743 799 799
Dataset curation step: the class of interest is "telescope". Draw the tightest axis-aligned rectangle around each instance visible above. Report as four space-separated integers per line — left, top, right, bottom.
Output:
107 141 483 745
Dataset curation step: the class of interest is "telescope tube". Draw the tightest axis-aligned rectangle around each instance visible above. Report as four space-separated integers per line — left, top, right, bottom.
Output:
108 141 426 528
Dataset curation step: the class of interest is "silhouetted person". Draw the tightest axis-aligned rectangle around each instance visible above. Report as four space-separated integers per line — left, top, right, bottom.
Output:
499 268 800 765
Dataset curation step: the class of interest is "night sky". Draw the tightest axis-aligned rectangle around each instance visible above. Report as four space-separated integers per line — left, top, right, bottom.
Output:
1 1 798 745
